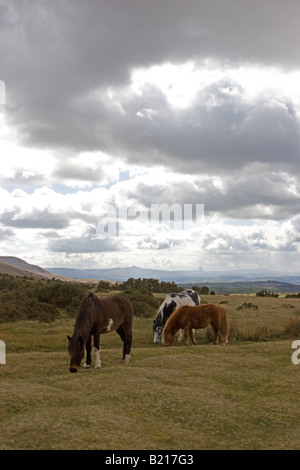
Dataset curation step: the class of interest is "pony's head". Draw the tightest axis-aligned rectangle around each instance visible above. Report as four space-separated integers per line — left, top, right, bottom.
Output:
67 334 85 372
153 323 163 343
162 328 176 347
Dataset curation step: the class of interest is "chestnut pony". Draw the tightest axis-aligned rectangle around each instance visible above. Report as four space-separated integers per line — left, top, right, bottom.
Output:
162 303 228 346
68 293 133 372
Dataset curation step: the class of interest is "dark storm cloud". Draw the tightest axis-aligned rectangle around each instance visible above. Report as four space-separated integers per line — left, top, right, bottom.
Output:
117 81 300 174
0 208 70 229
128 171 300 220
2 0 300 161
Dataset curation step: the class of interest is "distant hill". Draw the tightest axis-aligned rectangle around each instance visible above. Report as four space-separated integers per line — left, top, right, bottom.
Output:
45 265 201 282
0 256 59 280
0 259 36 278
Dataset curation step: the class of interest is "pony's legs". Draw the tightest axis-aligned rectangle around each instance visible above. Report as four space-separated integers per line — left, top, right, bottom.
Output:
123 327 132 363
183 326 190 346
190 328 197 345
176 329 183 342
210 323 219 344
176 328 195 342
93 334 101 369
117 325 132 363
183 325 197 346
221 329 228 345
83 335 92 368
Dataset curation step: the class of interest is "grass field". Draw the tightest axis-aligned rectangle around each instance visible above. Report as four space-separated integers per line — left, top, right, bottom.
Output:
1 294 300 450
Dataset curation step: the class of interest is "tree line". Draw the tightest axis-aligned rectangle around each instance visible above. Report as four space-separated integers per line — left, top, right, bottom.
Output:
96 277 215 295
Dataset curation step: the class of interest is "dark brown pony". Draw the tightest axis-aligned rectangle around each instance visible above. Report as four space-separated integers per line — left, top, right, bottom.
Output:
67 293 133 372
162 303 228 346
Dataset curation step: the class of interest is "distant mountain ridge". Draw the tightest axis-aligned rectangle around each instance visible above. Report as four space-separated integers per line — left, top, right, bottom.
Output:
46 264 300 286
1 256 300 293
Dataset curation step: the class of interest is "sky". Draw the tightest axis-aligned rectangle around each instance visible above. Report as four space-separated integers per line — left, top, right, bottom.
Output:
0 0 300 274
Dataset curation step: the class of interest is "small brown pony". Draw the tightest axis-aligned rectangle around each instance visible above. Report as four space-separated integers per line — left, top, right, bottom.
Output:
162 303 228 346
67 292 133 372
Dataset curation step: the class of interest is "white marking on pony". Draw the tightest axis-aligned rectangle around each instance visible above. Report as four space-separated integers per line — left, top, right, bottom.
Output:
153 290 201 343
94 347 101 369
106 318 114 332
124 354 130 364
82 363 90 369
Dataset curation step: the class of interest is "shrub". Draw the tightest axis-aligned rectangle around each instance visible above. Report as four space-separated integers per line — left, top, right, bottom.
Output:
34 280 87 314
96 280 113 292
121 277 181 293
283 317 300 338
0 275 89 322
121 288 161 317
237 302 258 310
249 325 269 342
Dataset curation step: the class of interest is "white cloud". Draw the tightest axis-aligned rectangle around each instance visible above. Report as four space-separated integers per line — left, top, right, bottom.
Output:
0 0 299 273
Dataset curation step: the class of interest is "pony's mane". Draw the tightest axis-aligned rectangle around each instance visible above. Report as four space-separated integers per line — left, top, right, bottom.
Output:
74 293 99 339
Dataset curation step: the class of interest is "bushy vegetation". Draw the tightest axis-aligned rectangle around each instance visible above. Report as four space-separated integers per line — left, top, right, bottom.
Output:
96 277 181 294
0 275 164 322
120 277 181 293
96 277 179 317
191 285 216 295
237 302 259 310
121 288 161 317
284 316 300 337
256 290 279 298
0 275 89 322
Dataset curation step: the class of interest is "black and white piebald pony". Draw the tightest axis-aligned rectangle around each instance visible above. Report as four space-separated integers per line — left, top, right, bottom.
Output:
153 289 201 343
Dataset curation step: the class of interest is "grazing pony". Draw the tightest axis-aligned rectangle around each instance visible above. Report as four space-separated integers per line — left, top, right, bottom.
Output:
162 303 228 347
153 289 201 343
67 293 133 372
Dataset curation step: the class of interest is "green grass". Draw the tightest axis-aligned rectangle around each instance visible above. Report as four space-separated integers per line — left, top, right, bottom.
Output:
1 295 300 450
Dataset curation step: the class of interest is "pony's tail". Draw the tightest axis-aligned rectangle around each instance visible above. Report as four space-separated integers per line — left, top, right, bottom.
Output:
221 307 228 344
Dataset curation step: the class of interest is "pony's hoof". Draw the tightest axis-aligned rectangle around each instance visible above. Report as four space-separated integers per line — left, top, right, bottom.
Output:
123 354 130 364
82 363 90 369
